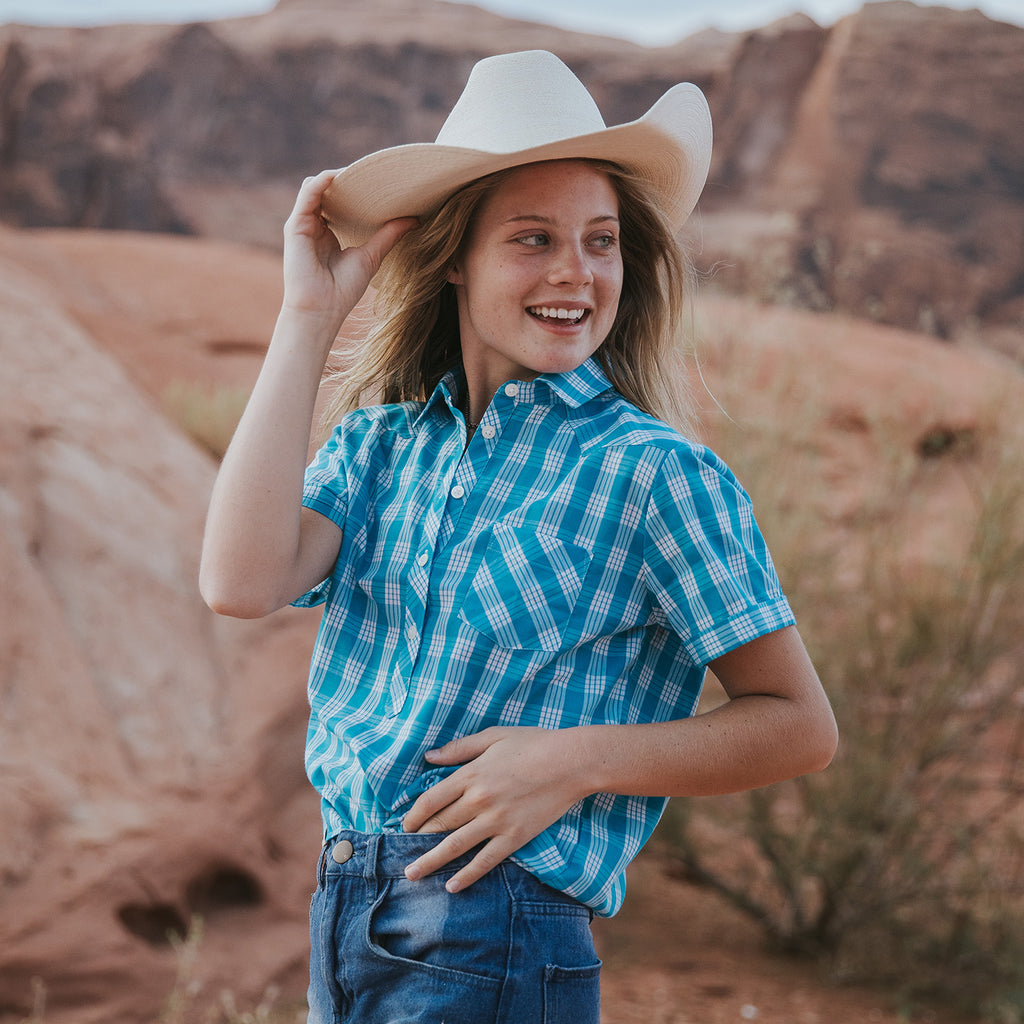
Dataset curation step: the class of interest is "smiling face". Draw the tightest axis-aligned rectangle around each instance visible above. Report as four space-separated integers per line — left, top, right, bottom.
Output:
448 160 624 410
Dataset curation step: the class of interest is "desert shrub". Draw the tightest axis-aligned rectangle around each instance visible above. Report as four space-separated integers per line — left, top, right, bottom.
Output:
163 380 250 460
659 341 1024 1018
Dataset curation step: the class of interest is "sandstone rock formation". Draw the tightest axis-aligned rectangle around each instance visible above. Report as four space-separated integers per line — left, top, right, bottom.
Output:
697 2 1024 344
0 227 321 1022
0 1 1021 346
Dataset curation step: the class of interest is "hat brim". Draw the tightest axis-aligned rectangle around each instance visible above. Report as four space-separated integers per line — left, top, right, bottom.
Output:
321 83 712 249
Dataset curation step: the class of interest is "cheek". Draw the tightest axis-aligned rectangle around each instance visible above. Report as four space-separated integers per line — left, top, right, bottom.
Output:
459 255 518 301
602 270 624 314
598 255 623 294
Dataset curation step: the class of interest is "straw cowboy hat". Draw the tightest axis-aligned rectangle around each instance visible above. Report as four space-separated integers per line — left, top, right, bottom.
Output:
321 49 713 249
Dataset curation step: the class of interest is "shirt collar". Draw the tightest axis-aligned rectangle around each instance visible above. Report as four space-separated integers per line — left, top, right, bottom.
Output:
536 357 614 408
419 357 613 427
416 368 464 429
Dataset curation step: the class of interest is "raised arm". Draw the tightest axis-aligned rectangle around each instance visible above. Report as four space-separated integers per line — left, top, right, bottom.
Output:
199 171 416 618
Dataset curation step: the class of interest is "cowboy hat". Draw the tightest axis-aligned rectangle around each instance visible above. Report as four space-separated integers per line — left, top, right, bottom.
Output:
321 49 712 248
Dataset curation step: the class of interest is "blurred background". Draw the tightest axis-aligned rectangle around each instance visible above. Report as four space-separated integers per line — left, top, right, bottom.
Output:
1 1 1022 1022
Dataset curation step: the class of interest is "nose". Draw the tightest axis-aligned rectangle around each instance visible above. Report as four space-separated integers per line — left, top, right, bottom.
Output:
546 241 593 287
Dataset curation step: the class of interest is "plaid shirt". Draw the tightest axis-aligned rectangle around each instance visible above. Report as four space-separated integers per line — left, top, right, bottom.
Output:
295 357 794 916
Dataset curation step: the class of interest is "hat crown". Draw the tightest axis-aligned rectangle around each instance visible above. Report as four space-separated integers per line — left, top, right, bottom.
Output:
435 51 607 153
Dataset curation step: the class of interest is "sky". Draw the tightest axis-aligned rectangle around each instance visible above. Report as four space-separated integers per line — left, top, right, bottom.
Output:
0 0 1021 42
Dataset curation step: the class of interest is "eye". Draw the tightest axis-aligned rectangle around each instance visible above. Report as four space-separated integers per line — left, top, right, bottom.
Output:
515 232 549 247
589 233 617 250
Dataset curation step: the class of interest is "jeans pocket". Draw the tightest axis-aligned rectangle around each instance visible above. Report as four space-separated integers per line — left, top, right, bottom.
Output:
542 961 602 1024
365 876 506 988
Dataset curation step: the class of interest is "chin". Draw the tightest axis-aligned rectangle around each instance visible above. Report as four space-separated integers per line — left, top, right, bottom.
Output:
535 349 594 375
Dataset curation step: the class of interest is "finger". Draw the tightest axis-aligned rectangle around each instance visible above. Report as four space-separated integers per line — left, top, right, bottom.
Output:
402 772 459 833
402 776 465 834
404 829 470 881
403 824 494 884
357 216 419 272
285 177 344 252
444 839 515 893
424 727 503 766
290 169 341 219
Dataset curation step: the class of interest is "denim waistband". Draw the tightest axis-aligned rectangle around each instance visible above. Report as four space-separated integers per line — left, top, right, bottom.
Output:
317 830 591 918
320 830 478 881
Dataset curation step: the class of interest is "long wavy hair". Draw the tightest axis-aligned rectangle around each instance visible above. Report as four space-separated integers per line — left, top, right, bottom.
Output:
318 159 698 438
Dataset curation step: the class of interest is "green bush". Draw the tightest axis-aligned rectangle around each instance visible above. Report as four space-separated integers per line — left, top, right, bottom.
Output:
659 345 1024 1018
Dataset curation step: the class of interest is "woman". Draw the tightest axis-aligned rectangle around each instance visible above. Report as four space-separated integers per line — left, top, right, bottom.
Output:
200 50 837 1024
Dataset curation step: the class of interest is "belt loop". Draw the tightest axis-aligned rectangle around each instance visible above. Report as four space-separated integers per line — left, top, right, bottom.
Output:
364 833 380 904
317 838 330 889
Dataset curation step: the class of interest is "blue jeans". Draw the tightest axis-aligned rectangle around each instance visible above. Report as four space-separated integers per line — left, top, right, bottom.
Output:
307 831 601 1024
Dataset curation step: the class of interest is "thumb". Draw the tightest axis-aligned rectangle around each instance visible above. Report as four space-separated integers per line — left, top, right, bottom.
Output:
358 216 419 272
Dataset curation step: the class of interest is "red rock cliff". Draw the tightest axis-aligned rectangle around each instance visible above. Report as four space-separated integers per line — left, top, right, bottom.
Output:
0 0 1021 342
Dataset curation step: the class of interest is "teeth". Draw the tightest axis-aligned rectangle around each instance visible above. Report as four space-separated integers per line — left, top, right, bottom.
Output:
530 307 586 321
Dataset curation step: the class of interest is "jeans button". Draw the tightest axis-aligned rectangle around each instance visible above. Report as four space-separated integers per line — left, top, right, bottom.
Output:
331 839 355 864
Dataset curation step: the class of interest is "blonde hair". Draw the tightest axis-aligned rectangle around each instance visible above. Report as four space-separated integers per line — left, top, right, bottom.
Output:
319 160 697 438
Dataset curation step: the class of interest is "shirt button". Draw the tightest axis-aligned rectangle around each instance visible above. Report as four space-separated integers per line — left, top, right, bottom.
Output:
450 484 465 499
416 552 428 567
504 383 519 398
481 424 495 439
406 625 417 642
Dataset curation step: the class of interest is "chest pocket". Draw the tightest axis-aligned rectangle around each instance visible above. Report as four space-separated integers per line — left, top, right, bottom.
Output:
459 524 592 652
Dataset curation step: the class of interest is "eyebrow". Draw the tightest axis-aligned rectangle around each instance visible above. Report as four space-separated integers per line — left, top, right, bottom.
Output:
503 214 620 227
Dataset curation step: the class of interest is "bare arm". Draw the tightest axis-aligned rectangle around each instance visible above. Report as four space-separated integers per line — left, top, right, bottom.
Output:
199 171 416 618
577 624 837 797
402 625 837 891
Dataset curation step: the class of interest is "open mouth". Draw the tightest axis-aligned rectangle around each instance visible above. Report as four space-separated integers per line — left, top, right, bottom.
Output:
527 306 588 326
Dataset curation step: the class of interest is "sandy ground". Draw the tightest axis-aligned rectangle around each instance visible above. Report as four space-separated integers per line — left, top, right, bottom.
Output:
595 853 966 1024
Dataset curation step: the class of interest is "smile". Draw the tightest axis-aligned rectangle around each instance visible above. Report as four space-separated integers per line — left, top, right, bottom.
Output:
527 306 588 325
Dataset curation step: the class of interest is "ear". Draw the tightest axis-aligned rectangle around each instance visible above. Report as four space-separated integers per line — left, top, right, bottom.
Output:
446 262 464 286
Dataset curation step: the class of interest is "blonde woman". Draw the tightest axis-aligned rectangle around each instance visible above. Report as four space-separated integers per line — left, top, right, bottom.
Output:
201 51 837 1024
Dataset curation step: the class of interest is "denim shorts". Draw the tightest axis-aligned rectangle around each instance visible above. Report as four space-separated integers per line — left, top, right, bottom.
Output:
307 831 601 1024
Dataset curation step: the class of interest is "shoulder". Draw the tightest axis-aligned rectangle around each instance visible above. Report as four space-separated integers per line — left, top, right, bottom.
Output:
321 400 426 453
571 391 739 482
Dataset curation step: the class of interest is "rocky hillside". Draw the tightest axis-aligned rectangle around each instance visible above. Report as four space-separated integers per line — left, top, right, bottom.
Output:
0 226 321 1021
0 0 1022 347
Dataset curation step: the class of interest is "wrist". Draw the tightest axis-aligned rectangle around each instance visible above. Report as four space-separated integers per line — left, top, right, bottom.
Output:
564 724 615 799
274 303 346 350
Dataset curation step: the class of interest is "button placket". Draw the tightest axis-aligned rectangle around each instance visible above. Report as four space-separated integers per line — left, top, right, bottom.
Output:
386 664 409 718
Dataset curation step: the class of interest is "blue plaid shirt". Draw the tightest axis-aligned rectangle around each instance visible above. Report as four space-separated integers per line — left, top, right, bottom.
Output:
295 357 794 916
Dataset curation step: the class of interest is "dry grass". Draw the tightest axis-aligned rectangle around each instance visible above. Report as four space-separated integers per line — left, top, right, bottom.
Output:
16 920 305 1024
159 920 301 1024
659 341 1024 1021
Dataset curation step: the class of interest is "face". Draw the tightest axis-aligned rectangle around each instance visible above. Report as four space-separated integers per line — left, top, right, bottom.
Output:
448 160 623 397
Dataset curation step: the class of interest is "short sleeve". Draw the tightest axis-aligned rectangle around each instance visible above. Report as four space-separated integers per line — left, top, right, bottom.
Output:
290 424 351 608
302 423 351 527
642 445 795 666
